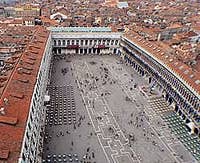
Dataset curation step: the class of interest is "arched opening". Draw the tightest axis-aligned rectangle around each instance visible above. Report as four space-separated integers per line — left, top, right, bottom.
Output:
80 49 83 54
58 40 61 46
89 49 91 54
58 48 61 54
141 70 144 76
186 119 190 124
194 128 198 135
165 93 169 101
175 105 179 112
149 77 152 83
169 97 173 105
62 40 65 46
54 40 56 46
114 48 117 54
178 110 182 116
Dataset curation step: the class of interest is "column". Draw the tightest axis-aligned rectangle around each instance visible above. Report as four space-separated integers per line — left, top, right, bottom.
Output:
113 40 116 47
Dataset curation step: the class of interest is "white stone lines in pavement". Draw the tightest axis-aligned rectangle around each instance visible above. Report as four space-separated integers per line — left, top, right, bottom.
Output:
110 61 182 162
72 59 141 163
72 61 113 163
102 59 181 163
83 60 141 163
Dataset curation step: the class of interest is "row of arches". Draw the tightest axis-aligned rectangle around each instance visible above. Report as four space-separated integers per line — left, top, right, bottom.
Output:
53 39 119 47
122 39 200 110
120 44 200 137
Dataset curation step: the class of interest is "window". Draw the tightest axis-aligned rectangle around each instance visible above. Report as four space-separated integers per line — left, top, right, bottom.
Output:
32 106 35 114
90 40 93 45
58 40 61 46
85 40 88 45
30 114 33 122
107 40 110 45
67 40 70 45
26 132 29 140
24 142 28 150
54 40 56 46
22 153 26 161
28 122 31 130
62 40 65 46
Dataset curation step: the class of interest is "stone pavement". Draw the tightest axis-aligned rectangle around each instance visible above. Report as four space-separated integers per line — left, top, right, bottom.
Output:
42 54 198 163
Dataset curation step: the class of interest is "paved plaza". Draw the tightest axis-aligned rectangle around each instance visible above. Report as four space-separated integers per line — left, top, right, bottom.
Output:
42 54 199 163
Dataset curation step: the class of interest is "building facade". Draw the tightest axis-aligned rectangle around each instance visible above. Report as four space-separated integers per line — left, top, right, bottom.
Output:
0 27 199 163
50 27 121 55
15 4 40 18
18 34 52 163
50 27 200 137
119 36 200 136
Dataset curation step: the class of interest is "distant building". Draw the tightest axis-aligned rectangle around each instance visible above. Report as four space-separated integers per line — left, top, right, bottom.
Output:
158 25 190 41
4 7 15 17
15 4 40 18
0 7 5 18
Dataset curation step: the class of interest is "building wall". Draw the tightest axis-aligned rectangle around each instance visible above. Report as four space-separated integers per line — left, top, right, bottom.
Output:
52 35 121 55
18 35 52 163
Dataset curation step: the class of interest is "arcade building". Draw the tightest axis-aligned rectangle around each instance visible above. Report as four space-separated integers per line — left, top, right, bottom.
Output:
51 27 200 138
0 27 199 163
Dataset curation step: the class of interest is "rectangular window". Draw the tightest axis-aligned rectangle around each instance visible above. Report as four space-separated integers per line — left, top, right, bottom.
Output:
90 40 92 45
81 40 83 45
22 153 26 161
24 142 28 150
85 40 88 45
26 132 29 140
28 122 31 130
30 114 33 122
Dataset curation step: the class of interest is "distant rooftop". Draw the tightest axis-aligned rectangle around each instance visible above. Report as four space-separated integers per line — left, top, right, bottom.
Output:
50 27 112 33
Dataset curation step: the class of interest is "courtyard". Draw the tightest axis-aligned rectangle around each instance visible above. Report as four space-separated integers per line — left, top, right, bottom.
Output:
42 54 198 163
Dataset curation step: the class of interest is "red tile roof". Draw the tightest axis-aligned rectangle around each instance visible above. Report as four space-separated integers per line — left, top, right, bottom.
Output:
0 26 49 162
125 32 200 96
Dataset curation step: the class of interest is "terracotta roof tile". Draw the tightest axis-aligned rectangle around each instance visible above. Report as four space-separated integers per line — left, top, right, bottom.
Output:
0 26 49 162
125 32 200 96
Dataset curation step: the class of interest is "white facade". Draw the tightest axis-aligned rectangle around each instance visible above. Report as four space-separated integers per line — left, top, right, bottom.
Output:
51 32 121 55
18 35 52 163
